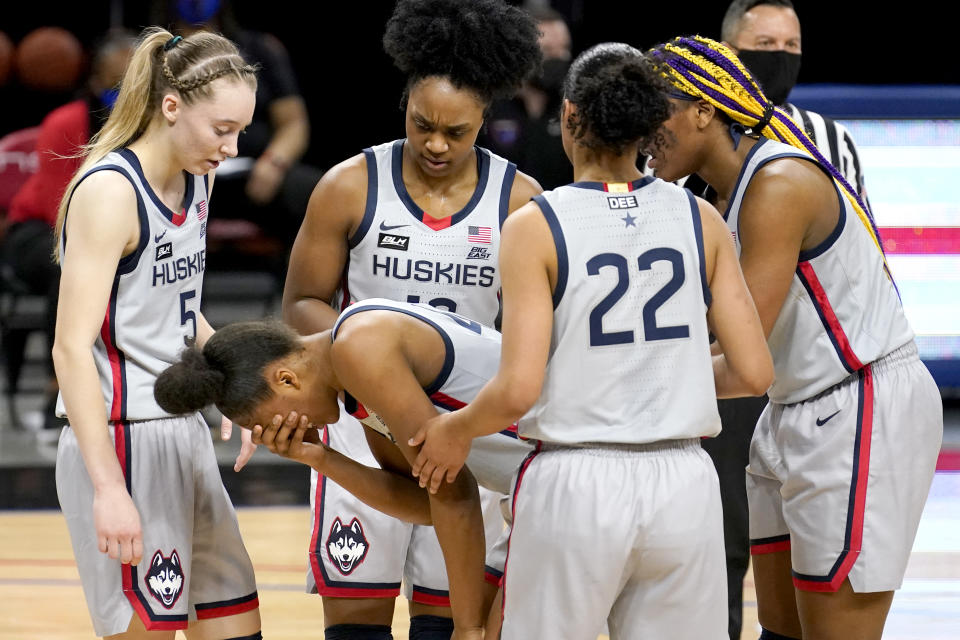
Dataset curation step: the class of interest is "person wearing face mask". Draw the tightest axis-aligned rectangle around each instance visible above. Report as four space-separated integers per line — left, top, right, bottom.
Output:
1 28 135 434
479 5 574 189
723 0 869 201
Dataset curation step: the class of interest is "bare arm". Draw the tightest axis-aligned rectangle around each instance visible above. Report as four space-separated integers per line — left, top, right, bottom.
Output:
252 413 432 525
737 158 838 338
245 96 311 205
410 202 555 491
52 171 143 565
330 320 486 632
281 155 368 334
697 198 774 397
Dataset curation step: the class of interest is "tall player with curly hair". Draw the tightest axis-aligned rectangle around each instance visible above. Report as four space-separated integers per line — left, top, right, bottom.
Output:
268 1 543 638
647 36 942 640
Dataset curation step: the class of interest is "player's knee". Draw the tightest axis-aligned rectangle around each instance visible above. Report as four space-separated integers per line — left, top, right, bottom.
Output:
759 628 800 640
324 623 393 639
409 614 454 640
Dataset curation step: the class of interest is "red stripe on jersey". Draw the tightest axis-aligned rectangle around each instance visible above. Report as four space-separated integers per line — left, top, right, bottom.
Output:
797 262 864 372
879 226 960 254
101 306 124 422
430 391 466 409
422 213 452 230
410 589 451 607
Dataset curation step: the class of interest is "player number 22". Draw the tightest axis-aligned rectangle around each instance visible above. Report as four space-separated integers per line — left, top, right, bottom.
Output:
586 248 690 346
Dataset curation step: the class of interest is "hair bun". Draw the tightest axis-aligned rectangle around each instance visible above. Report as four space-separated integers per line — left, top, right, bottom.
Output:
154 345 225 414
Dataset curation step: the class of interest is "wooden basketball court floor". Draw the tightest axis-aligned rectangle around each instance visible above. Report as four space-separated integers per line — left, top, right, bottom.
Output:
2 472 958 639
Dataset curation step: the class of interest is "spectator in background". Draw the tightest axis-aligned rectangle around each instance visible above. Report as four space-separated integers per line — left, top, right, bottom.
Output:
479 5 573 189
1 28 135 432
154 0 323 258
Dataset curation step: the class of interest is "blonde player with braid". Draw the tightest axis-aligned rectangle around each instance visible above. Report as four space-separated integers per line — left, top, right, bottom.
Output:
648 36 943 640
53 27 264 639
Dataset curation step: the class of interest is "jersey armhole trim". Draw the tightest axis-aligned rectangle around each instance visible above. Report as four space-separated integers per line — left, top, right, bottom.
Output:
348 148 378 249
532 195 568 309
686 189 712 308
61 164 150 275
498 161 518 229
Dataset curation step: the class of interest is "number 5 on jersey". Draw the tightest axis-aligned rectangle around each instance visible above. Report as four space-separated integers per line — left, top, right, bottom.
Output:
180 289 198 345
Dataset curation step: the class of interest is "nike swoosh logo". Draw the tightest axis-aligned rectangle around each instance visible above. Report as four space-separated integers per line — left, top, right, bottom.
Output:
816 410 841 426
380 222 409 231
154 230 167 243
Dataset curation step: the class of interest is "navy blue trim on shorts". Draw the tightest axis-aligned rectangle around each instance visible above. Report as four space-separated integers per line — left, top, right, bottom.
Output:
532 195 568 309
348 148 378 248
391 140 490 228
412 585 450 598
749 533 791 546
194 591 259 612
118 148 194 225
498 161 517 229
686 189 712 308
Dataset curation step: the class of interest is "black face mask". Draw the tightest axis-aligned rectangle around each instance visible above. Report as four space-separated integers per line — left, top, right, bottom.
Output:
736 49 801 106
530 58 571 97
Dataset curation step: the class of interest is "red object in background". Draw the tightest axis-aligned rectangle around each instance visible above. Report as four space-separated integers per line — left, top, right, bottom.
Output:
0 127 40 212
879 226 960 255
14 26 84 92
0 31 13 86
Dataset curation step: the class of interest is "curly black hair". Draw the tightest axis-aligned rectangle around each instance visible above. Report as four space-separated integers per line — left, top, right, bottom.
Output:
562 43 671 155
154 320 300 421
382 0 542 104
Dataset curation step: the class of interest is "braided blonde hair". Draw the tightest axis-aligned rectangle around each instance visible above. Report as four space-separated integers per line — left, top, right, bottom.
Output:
54 27 258 255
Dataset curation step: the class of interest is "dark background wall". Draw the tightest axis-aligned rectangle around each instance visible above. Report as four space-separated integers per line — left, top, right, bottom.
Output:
4 1 955 172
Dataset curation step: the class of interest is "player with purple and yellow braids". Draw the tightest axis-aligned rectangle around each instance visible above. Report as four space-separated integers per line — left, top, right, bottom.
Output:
646 34 942 640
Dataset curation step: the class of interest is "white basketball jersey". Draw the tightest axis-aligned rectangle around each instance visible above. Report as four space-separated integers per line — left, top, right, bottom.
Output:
724 140 914 403
332 298 529 494
519 179 720 445
334 139 517 327
57 149 209 421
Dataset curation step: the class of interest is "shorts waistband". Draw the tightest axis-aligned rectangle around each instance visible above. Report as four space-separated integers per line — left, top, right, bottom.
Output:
868 340 918 376
534 438 702 457
787 340 919 406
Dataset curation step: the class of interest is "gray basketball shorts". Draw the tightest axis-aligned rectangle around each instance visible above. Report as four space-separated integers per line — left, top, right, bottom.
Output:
56 414 258 636
747 342 943 592
306 410 511 605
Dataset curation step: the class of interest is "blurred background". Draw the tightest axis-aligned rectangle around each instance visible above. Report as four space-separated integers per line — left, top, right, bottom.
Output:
0 2 957 638
0 0 956 496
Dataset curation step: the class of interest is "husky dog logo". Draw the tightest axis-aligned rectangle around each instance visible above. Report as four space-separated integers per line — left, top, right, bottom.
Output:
327 517 369 575
145 549 184 609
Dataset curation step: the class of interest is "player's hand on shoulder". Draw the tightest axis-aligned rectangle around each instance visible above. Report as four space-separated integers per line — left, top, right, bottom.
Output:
409 411 472 494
